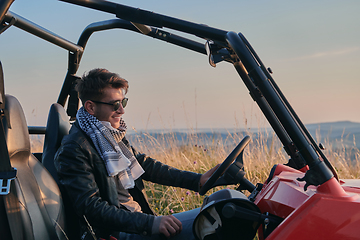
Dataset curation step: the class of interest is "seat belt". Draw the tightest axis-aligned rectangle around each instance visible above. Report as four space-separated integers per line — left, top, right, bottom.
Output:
0 115 25 240
0 61 27 240
1 107 64 240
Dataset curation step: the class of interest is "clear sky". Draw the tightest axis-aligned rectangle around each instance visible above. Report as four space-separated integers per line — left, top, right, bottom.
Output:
1 0 359 131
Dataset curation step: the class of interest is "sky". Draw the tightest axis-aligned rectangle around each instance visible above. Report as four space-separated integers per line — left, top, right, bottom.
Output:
1 0 359 131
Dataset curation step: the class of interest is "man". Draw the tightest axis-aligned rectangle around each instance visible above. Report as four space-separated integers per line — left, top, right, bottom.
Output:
55 68 218 240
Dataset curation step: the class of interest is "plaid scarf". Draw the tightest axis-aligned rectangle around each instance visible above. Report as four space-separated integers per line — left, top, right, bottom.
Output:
76 107 144 189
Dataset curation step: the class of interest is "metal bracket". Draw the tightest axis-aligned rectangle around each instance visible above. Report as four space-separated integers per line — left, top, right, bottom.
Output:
0 167 17 195
205 40 231 67
0 15 15 35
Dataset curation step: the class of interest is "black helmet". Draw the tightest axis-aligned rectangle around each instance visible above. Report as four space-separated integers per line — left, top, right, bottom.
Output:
193 189 260 240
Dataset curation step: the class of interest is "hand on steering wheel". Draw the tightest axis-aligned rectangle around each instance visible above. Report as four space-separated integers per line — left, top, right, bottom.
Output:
199 135 251 196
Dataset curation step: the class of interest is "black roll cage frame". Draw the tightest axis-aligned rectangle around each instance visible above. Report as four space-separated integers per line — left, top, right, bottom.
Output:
0 0 336 190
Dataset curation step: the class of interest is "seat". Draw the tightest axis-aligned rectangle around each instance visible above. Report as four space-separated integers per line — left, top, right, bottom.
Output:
5 94 67 240
42 103 71 184
42 103 81 239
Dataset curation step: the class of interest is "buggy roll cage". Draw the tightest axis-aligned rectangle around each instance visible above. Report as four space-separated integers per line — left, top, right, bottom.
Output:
0 0 336 190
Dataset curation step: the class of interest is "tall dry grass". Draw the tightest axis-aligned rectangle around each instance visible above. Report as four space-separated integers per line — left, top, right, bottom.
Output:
315 130 360 179
127 126 360 215
29 125 360 215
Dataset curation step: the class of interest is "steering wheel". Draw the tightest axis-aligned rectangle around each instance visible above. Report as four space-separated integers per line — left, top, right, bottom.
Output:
199 135 251 196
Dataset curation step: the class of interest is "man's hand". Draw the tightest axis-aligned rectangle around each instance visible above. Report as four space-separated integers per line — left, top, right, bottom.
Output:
199 164 220 187
158 215 182 238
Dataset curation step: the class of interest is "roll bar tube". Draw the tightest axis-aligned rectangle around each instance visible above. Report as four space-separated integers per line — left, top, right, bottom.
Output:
225 31 334 189
232 62 304 166
76 20 206 59
226 32 316 163
0 0 13 24
238 33 338 179
3 11 83 54
57 19 141 109
57 19 207 116
59 0 229 42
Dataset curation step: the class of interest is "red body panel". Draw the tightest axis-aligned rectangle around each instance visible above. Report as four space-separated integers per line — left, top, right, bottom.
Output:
255 164 360 239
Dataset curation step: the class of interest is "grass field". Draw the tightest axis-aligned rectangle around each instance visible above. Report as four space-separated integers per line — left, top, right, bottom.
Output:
29 125 359 240
124 127 360 215
30 126 360 214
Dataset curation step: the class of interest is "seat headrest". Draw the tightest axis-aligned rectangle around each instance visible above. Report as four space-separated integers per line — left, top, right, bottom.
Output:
5 94 30 157
44 103 71 151
42 103 71 183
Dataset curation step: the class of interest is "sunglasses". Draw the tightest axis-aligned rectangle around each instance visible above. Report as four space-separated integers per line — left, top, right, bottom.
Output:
91 98 128 111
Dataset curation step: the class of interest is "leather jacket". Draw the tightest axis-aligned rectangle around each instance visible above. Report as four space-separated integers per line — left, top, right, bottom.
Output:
54 121 202 239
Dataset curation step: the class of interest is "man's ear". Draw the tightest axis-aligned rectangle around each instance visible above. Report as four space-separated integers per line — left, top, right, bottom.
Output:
84 100 96 115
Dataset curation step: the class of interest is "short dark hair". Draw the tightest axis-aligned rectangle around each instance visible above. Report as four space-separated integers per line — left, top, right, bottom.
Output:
76 68 129 104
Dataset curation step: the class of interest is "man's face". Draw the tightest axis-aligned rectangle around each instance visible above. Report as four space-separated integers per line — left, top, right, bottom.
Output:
92 87 126 129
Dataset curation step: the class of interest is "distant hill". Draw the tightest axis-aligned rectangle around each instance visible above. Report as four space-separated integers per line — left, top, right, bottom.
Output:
305 121 360 149
128 121 360 150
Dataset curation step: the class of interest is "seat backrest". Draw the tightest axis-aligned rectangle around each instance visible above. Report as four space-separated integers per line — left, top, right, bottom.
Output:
5 95 67 240
42 103 71 183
